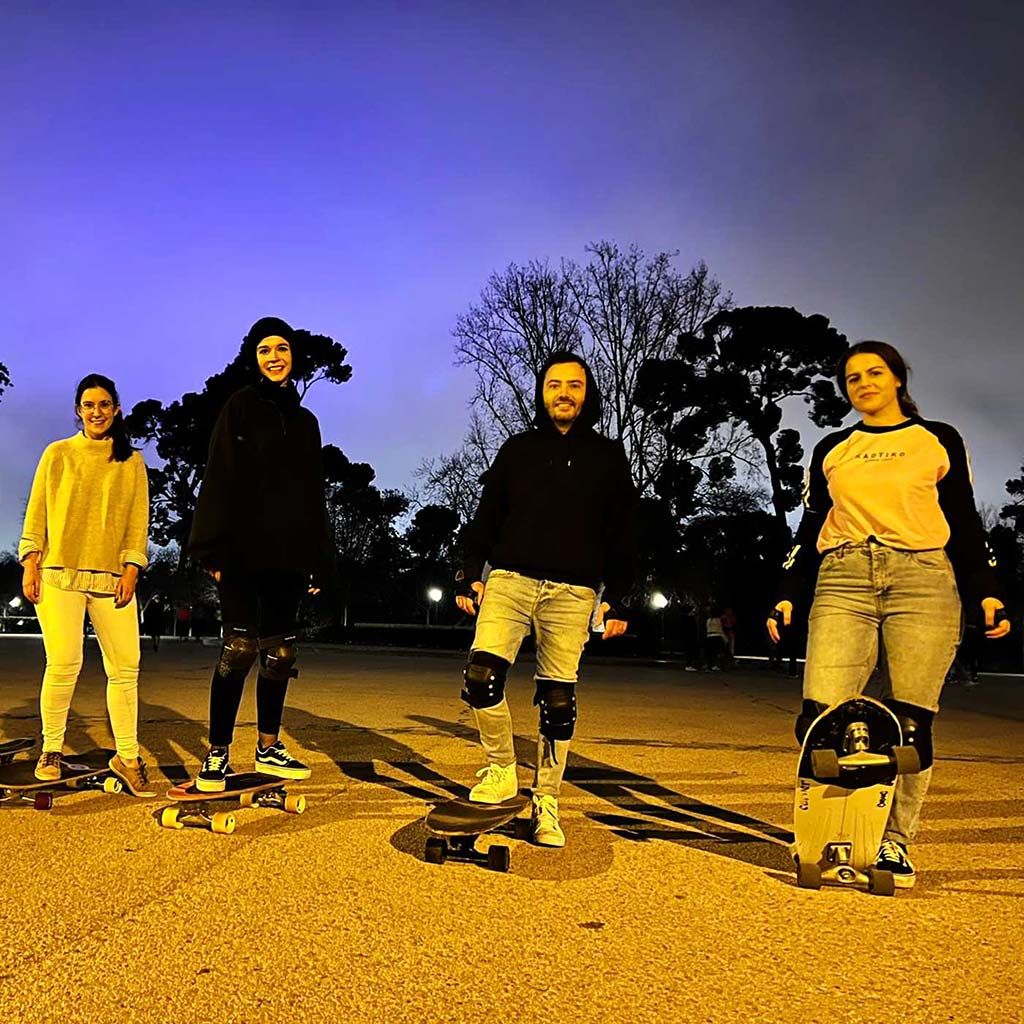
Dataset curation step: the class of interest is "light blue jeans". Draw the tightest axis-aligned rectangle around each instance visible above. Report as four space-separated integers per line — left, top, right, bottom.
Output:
804 541 961 844
470 569 596 797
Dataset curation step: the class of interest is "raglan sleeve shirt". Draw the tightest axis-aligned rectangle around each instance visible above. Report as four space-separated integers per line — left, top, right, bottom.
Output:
777 419 1001 612
776 432 836 606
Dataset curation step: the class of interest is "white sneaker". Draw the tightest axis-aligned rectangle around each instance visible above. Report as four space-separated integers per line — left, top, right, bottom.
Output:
468 761 518 803
532 793 565 847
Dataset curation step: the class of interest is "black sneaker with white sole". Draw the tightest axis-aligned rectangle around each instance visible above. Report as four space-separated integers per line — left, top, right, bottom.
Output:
874 839 916 888
255 740 310 780
196 747 231 793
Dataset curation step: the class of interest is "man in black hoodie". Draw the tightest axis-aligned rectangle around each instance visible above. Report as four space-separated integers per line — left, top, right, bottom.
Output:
455 351 635 847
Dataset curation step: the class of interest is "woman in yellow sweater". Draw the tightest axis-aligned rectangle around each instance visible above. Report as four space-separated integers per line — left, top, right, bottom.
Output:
19 374 154 797
769 341 1010 887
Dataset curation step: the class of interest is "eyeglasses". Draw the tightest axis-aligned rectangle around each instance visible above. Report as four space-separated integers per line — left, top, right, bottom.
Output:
79 401 115 412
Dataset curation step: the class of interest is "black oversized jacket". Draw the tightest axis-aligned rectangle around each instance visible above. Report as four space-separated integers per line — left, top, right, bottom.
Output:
459 421 636 618
188 378 331 579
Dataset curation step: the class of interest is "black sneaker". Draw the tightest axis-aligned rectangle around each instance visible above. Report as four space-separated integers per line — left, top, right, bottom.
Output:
196 747 231 792
874 839 916 889
255 740 310 780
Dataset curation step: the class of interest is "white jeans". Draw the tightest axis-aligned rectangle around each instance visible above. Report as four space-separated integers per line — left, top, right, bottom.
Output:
35 582 142 759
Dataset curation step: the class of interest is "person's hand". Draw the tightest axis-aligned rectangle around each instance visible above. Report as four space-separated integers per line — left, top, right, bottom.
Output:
115 565 139 609
21 556 42 605
456 582 485 617
593 602 627 640
982 597 1011 639
766 601 793 644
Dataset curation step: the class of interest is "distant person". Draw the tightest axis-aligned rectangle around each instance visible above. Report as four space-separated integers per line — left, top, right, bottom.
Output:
175 603 192 640
188 317 331 792
721 606 737 657
768 340 1010 888
18 373 155 797
142 592 165 652
456 351 635 847
704 608 727 671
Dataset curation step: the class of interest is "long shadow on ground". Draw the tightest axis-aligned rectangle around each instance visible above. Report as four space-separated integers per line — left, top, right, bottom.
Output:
408 714 795 874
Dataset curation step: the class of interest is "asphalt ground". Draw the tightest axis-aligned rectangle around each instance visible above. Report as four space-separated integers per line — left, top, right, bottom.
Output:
0 637 1021 1024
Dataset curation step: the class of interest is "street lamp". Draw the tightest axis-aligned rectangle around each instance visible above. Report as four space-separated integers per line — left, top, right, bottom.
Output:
649 591 669 650
426 587 443 625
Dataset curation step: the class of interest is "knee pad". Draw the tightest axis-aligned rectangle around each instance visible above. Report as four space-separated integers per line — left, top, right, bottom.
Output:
534 678 577 741
461 651 510 709
795 699 829 743
260 633 299 682
884 699 935 770
217 626 259 676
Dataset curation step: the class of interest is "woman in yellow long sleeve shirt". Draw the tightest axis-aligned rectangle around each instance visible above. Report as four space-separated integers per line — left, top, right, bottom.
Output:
19 374 154 796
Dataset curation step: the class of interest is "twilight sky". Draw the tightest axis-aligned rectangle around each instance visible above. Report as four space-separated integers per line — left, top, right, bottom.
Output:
2 1 1022 548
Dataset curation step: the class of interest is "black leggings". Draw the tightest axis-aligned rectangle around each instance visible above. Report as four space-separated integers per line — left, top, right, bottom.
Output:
209 570 305 747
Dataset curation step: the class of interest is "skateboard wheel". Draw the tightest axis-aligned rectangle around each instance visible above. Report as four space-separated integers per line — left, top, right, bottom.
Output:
34 792 53 811
103 777 123 794
796 861 822 889
211 812 236 835
487 845 511 873
892 745 921 775
425 838 447 865
513 817 532 841
239 792 255 808
810 749 840 778
284 795 306 814
868 868 895 897
161 807 184 830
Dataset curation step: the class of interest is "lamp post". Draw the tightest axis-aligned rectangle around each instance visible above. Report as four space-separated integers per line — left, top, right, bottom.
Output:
426 587 443 625
650 591 668 650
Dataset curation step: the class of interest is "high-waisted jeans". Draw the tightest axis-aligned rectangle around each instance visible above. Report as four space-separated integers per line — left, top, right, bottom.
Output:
803 541 961 844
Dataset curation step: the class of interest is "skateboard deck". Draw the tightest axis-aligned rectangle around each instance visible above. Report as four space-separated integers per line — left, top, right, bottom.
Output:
161 772 306 834
0 752 123 809
0 738 35 765
793 696 921 896
424 793 530 872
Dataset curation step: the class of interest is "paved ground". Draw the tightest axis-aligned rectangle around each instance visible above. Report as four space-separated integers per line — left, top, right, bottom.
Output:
0 636 1021 1024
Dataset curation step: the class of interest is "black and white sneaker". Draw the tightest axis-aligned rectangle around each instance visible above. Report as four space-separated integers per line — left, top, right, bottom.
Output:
196 747 231 793
874 839 916 888
255 740 310 780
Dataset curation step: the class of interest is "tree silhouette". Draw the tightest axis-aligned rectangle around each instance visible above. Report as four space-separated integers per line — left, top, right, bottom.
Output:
0 361 11 404
639 306 848 520
322 444 409 624
425 242 733 519
125 328 352 552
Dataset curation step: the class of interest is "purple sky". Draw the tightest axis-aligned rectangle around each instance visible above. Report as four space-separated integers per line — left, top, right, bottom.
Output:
2 2 1022 547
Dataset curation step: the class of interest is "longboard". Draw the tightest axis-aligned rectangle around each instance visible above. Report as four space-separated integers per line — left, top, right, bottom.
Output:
424 793 530 872
793 696 920 896
0 752 123 810
161 772 307 834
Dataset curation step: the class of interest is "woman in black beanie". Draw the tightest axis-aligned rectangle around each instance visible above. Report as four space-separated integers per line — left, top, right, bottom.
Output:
189 316 331 791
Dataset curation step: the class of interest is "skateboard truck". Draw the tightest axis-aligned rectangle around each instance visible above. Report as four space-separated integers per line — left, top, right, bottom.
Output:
160 777 306 835
810 721 921 779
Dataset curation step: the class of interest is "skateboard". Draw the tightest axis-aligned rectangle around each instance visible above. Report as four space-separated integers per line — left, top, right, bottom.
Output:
793 696 921 896
0 738 35 765
424 793 530 872
161 772 307 835
0 753 123 810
